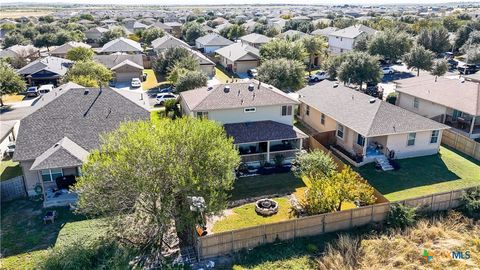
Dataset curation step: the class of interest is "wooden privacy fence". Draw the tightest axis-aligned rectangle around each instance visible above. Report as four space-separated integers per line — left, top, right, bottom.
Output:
1 176 26 202
196 187 472 259
442 129 480 160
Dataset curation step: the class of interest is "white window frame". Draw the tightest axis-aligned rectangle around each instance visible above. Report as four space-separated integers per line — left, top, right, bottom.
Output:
407 132 416 146
356 134 365 146
41 168 63 182
336 124 345 139
321 113 325 125
244 107 256 113
430 130 439 144
306 105 310 116
413 97 419 109
281 105 292 116
196 111 208 119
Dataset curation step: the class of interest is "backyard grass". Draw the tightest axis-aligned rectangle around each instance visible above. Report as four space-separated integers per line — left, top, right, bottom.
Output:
212 197 295 233
0 199 105 269
0 159 22 181
215 65 239 83
358 146 480 201
142 69 159 90
230 172 306 201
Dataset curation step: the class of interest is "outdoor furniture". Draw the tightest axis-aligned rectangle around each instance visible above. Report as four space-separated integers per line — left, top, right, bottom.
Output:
43 210 57 224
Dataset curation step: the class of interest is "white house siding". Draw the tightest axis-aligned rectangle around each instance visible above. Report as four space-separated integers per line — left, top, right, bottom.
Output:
199 64 215 77
397 93 447 119
328 36 355 54
235 60 258 73
385 130 442 159
207 105 294 125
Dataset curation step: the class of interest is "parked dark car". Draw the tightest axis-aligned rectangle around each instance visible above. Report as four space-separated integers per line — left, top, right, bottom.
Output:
147 84 175 97
447 59 458 69
365 82 383 99
458 64 478 75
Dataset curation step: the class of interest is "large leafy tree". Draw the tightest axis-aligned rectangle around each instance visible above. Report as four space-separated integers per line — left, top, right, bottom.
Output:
260 38 307 62
219 24 246 40
324 54 348 79
466 45 480 64
99 27 126 45
140 27 164 45
430 59 448 81
3 32 29 48
368 30 412 61
302 35 328 75
33 33 57 51
182 22 205 45
0 60 26 106
337 52 382 89
175 70 208 92
257 58 305 91
293 149 337 180
66 47 94 62
153 47 191 75
64 60 112 87
416 27 451 54
403 45 434 76
75 118 240 261
454 23 480 50
166 55 200 83
460 31 480 53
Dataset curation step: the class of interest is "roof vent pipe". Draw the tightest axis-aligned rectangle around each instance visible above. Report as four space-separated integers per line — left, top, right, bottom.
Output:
224 85 230 93
248 84 255 91
369 98 376 104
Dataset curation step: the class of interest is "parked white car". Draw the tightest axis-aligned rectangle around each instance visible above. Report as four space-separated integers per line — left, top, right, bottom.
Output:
131 78 142 88
38 84 54 94
309 71 329 82
155 93 177 105
382 67 395 75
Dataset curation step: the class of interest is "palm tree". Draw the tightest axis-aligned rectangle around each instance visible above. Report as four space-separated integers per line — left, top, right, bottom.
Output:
302 35 328 75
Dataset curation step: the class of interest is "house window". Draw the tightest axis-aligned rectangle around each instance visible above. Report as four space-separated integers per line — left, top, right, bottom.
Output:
357 134 365 146
306 105 310 116
413 97 419 109
407 133 416 146
41 168 63 182
321 113 325 125
336 124 344 139
430 130 439 144
244 107 256 113
196 111 208 119
281 105 292 116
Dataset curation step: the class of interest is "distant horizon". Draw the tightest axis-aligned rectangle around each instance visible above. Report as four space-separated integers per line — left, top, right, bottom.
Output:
2 0 478 6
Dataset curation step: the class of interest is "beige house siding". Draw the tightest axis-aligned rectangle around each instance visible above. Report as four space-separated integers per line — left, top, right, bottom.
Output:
206 105 293 125
299 103 336 132
386 130 442 159
397 92 447 119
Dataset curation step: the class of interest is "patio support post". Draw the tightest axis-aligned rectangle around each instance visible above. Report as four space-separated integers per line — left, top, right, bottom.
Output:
469 116 476 135
266 141 270 162
362 137 368 158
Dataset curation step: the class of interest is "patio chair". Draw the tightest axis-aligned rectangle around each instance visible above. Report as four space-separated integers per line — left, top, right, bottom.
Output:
43 210 57 224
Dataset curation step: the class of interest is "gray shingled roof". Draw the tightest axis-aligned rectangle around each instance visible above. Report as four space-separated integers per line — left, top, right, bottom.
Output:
30 137 89 170
329 25 376 39
214 43 259 62
50 42 91 55
111 59 143 70
311 27 339 36
99 37 143 53
180 80 298 111
93 54 144 69
151 34 214 65
14 87 150 162
17 56 73 76
240 33 271 44
196 33 234 46
0 120 17 142
298 80 448 137
224 120 308 144
278 30 308 39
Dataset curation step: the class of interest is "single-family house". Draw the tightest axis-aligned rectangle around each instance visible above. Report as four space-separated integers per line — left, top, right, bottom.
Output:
239 33 271 48
327 25 376 55
0 44 40 61
94 54 144 84
278 30 308 40
85 27 108 44
17 56 73 86
215 43 260 74
149 21 173 34
180 81 308 165
395 75 480 139
164 22 183 38
195 33 234 53
311 27 339 37
98 37 143 54
297 80 448 169
13 83 150 206
49 42 91 58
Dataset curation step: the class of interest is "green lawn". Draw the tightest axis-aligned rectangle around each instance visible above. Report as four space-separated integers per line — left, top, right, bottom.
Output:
141 69 159 90
0 199 105 269
358 146 480 201
215 65 238 83
231 172 306 201
0 159 23 181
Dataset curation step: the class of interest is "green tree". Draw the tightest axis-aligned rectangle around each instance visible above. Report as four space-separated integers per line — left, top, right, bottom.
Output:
353 36 369 52
0 60 26 106
466 45 480 64
66 47 94 62
183 22 205 45
416 27 450 54
454 24 479 50
443 15 462 32
260 38 307 62
56 30 86 45
430 59 448 81
257 58 305 91
265 26 280 38
140 27 164 45
33 33 57 51
368 30 412 61
75 118 240 254
1 23 15 31
302 35 328 75
293 149 337 180
220 24 246 40
324 54 348 79
460 31 480 53
153 47 191 75
403 45 434 76
167 56 200 83
3 32 29 48
100 27 126 45
175 70 208 92
252 23 267 35
64 60 112 87
338 52 382 89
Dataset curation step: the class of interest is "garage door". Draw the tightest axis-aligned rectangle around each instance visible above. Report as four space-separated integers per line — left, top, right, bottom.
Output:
116 71 140 83
235 61 258 74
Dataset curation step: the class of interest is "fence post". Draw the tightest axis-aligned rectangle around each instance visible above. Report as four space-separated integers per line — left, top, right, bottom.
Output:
322 215 325 233
370 205 374 223
448 190 454 209
349 209 354 228
294 219 298 240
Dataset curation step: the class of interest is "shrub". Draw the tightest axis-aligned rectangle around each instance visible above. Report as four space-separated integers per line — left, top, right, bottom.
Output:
306 243 319 254
386 92 397 105
461 187 480 219
385 203 417 229
175 70 207 92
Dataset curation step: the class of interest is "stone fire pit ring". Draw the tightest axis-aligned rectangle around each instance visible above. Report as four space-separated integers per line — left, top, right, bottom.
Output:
255 198 279 216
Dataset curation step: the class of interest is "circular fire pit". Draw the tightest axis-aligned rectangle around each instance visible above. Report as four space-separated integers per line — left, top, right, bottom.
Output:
255 199 279 216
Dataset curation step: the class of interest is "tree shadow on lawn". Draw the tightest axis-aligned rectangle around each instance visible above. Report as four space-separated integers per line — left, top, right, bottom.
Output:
0 199 86 257
357 150 473 196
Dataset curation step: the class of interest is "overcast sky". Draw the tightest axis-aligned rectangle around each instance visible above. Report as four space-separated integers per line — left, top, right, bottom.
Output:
4 0 476 5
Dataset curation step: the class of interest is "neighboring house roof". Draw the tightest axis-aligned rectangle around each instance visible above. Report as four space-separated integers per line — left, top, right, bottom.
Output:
30 136 89 170
94 54 144 69
311 27 339 36
298 80 448 137
99 37 143 54
49 41 91 55
395 75 480 116
152 34 214 66
17 56 73 76
111 59 143 70
85 26 108 35
196 33 234 47
215 42 259 62
181 80 298 111
239 33 271 44
224 120 308 144
13 86 150 162
329 24 376 39
278 30 308 39
150 21 173 31
0 120 17 142
164 21 183 27
0 44 39 59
